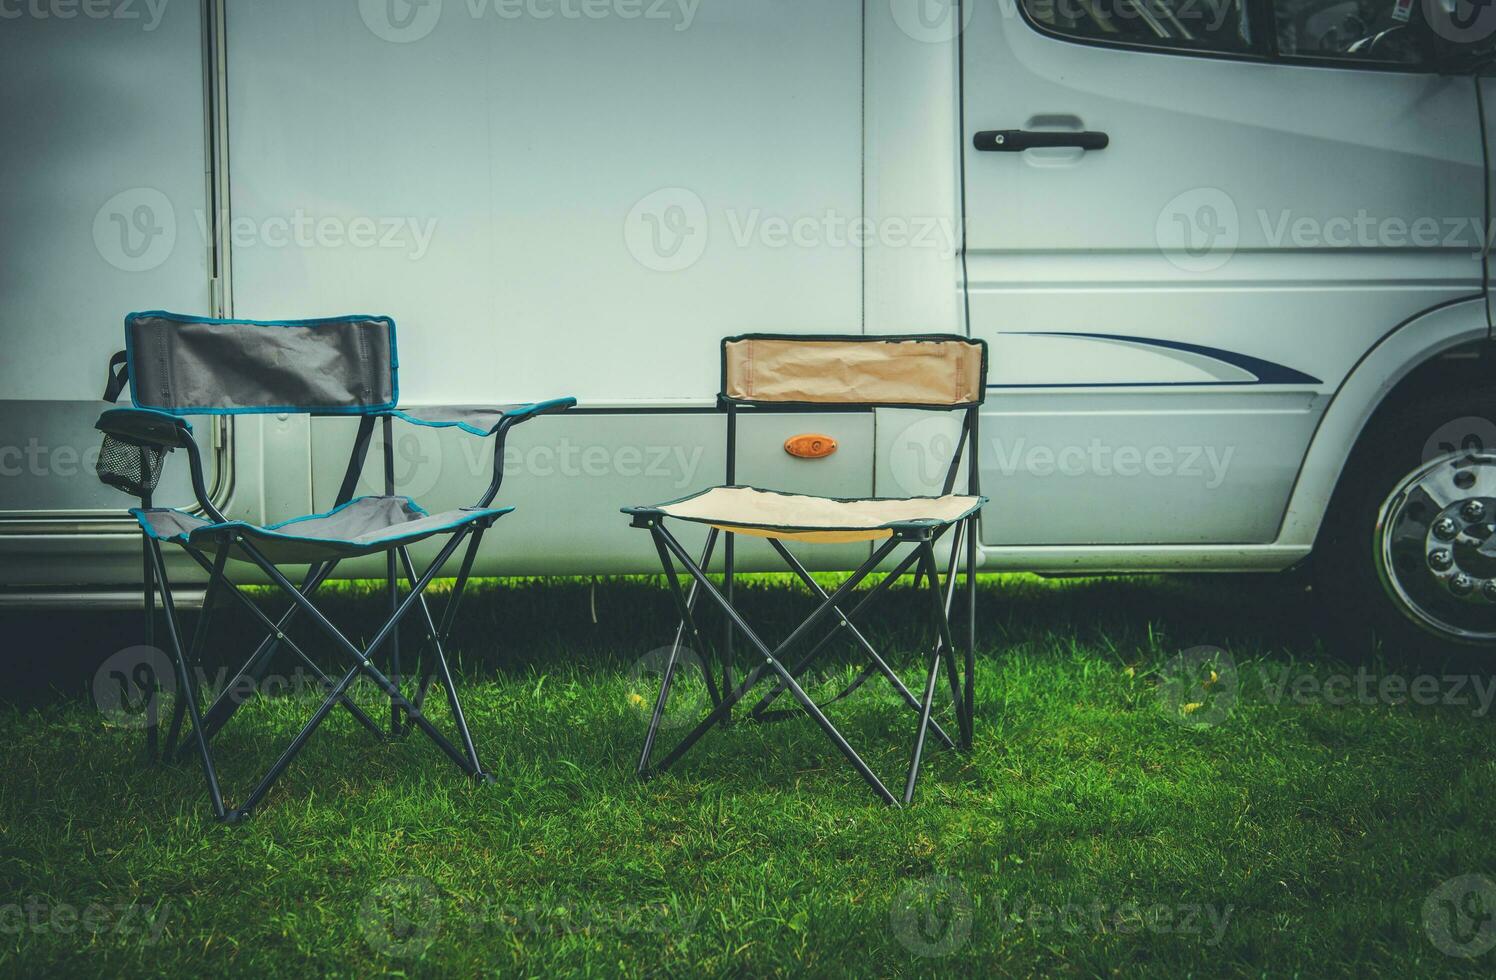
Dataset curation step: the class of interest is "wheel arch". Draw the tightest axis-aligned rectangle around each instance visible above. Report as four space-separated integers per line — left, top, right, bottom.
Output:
1278 297 1491 551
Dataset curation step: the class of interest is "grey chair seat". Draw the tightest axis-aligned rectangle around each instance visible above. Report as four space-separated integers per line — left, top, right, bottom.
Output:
132 495 514 564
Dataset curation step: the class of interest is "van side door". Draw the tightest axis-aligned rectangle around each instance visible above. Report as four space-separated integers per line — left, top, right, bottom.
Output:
961 0 1485 547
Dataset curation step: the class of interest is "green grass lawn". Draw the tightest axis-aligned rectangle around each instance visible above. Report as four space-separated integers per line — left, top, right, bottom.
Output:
2 571 1495 977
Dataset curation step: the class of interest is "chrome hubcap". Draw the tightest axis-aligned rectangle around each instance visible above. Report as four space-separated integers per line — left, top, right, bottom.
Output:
1376 452 1496 644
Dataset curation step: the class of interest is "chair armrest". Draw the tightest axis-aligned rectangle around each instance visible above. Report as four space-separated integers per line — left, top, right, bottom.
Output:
497 397 578 426
95 408 194 449
380 398 577 436
94 408 214 509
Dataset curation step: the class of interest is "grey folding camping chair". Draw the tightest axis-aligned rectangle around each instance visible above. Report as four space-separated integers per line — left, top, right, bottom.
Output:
624 334 989 805
95 310 574 823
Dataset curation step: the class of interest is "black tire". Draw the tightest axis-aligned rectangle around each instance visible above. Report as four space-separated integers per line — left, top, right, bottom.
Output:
1314 384 1496 663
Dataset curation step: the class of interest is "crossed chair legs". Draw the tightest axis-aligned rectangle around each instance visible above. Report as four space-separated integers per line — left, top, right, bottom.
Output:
143 522 496 824
633 518 978 806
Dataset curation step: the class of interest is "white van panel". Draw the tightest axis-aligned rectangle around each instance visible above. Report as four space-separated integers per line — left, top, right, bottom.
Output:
0 6 210 516
308 411 876 575
223 0 862 405
863 1 964 335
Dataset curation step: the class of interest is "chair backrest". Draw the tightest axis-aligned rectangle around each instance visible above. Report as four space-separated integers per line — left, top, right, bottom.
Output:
124 311 398 416
720 334 987 409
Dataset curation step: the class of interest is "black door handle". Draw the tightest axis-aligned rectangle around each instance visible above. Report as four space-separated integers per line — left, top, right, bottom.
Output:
974 130 1110 152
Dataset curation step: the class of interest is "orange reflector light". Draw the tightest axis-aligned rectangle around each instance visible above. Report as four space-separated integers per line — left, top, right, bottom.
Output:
784 434 837 459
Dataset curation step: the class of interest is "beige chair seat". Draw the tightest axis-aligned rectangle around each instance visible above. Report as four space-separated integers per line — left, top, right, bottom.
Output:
627 486 987 543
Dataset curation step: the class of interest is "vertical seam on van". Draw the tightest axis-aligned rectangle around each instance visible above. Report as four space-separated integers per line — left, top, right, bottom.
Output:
861 1 873 514
956 0 972 342
860 0 866 337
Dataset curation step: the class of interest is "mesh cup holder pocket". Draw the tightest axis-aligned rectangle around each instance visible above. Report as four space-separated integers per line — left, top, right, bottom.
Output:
97 434 169 497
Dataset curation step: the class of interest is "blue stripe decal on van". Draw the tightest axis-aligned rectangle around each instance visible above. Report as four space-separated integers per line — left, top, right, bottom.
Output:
992 332 1323 388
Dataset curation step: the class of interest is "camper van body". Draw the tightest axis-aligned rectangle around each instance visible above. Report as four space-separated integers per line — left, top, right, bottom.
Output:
2 1 1493 646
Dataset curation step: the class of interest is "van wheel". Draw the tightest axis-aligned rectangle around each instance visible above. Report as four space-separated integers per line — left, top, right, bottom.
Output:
1315 387 1496 660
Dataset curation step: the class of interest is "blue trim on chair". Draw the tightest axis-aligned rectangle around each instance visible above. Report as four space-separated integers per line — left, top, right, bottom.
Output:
503 397 579 421
383 397 580 437
131 496 513 550
124 310 400 416
384 411 493 438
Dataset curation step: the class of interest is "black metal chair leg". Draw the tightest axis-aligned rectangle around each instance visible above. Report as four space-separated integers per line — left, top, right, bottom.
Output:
227 661 365 821
897 535 969 807
651 528 722 706
903 635 945 805
766 655 898 806
685 529 723 707
645 660 771 779
745 547 919 720
935 522 972 748
438 529 485 642
145 540 226 821
398 547 485 778
722 533 734 723
387 550 402 737
765 537 957 751
185 561 339 758
904 543 959 804
162 685 187 764
638 527 725 775
414 669 437 712
238 534 484 778
411 528 486 720
142 536 159 763
748 526 951 719
164 541 230 759
174 548 384 743
637 640 684 778
964 516 978 751
649 526 902 805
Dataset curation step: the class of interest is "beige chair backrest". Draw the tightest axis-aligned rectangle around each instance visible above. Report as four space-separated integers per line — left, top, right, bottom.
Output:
720 334 987 408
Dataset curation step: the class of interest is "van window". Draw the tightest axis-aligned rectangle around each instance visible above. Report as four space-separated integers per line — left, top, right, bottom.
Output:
1274 0 1427 65
1021 0 1433 66
1021 0 1255 55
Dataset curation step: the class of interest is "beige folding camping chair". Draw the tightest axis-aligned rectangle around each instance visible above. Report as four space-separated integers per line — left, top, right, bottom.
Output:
623 334 989 805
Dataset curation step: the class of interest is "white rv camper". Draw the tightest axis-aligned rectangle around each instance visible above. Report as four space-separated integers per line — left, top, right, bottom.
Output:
2 0 1494 653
